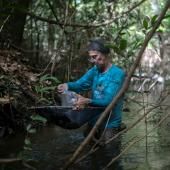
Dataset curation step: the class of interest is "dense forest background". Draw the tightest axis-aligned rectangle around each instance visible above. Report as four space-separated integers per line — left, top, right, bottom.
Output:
0 0 170 155
0 0 170 169
1 0 170 78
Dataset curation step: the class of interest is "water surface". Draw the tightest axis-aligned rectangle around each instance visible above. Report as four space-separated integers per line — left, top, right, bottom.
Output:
0 92 170 170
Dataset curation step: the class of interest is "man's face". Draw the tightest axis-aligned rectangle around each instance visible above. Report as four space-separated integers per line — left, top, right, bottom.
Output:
88 51 107 69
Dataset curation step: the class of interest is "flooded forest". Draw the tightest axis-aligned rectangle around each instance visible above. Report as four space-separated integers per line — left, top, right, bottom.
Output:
0 0 170 170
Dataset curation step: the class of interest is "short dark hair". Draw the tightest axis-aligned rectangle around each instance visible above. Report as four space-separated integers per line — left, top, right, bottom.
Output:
87 39 110 55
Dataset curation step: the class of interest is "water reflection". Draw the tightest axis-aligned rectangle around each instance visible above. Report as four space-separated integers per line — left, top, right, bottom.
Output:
22 126 123 170
0 90 170 170
72 136 123 170
89 138 123 170
0 132 25 158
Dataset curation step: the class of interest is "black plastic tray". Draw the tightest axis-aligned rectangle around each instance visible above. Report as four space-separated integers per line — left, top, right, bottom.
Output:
30 106 105 129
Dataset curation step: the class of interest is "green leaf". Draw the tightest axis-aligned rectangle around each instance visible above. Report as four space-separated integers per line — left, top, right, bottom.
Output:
143 18 148 29
38 86 56 93
38 97 50 104
31 115 47 124
157 29 164 33
24 138 31 145
108 44 120 53
119 39 127 50
151 15 158 26
40 74 60 84
0 75 4 79
23 146 32 151
26 124 32 131
28 128 36 134
46 76 60 84
35 85 42 93
35 86 57 94
39 74 49 82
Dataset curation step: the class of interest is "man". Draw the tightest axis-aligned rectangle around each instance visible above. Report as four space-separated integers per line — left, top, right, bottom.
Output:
58 39 125 141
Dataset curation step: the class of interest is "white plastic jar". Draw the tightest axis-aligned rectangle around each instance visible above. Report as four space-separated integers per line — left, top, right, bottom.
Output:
61 90 77 106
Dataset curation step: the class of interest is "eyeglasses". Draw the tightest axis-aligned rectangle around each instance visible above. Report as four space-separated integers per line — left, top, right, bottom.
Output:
88 55 98 63
90 55 98 58
88 55 104 63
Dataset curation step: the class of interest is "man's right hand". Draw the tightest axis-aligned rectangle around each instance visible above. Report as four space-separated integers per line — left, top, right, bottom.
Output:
57 83 68 93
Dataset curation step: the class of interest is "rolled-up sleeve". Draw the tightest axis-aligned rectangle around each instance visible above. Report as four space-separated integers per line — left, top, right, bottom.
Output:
67 67 95 93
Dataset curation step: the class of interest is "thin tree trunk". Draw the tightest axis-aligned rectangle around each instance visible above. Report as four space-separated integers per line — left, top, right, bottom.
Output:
0 0 30 46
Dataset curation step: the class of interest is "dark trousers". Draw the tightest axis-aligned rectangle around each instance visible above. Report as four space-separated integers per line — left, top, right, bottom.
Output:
83 123 126 143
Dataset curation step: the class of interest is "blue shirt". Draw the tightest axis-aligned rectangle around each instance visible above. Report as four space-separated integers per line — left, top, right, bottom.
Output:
67 64 125 128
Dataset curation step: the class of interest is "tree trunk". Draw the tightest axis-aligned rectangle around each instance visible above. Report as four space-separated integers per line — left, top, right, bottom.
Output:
0 0 30 46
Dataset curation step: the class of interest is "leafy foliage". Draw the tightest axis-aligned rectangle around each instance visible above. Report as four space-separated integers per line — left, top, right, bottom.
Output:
34 74 60 104
22 0 170 76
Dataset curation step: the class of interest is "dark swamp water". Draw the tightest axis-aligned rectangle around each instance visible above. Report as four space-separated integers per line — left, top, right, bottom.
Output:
0 90 170 170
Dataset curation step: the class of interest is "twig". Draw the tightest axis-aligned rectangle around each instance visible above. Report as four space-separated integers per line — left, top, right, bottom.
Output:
0 15 11 33
22 161 37 170
0 158 21 163
63 1 170 169
0 158 36 170
45 0 64 31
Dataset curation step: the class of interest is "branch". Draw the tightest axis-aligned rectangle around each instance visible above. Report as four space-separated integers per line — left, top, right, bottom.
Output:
75 89 170 163
45 0 64 30
75 103 161 164
0 158 36 170
21 0 146 28
63 0 170 169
